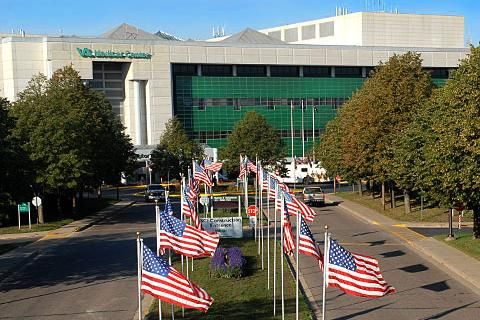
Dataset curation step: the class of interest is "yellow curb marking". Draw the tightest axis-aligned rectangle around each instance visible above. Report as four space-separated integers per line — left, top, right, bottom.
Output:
371 220 379 225
393 223 407 227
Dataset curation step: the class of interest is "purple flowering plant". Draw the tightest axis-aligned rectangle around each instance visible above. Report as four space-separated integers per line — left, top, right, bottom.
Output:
210 246 246 278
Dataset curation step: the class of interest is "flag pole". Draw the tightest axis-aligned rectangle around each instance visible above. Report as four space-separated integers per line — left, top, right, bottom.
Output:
187 167 195 273
281 192 285 320
273 183 277 316
180 177 185 318
137 232 142 320
267 172 270 290
169 248 175 319
290 100 294 161
301 99 305 158
322 225 329 320
295 210 300 320
155 202 163 320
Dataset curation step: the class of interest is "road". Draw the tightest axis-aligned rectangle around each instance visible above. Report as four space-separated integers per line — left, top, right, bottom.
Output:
298 202 480 319
0 197 163 320
1 187 479 319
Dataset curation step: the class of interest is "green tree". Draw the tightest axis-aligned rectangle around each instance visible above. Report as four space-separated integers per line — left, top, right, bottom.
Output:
421 46 480 238
10 66 135 219
219 111 285 174
370 52 433 212
151 117 203 179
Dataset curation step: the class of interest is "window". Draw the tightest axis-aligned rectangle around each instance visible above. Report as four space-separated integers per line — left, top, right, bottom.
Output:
270 66 299 77
301 168 308 173
284 27 298 42
319 22 334 37
301 25 316 40
237 65 267 77
335 67 362 78
202 64 232 76
425 68 450 79
303 66 331 78
172 64 197 76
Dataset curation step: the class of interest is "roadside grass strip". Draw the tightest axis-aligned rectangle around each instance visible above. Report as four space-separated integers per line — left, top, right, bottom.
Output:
336 192 472 223
433 232 480 261
146 238 311 319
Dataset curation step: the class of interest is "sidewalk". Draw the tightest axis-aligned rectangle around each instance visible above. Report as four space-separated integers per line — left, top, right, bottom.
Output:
326 194 480 296
0 200 135 282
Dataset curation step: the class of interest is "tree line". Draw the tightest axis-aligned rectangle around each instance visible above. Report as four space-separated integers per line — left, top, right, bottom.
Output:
315 49 480 239
0 66 136 225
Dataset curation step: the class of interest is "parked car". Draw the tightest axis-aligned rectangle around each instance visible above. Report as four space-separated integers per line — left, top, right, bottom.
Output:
302 186 325 206
144 184 165 202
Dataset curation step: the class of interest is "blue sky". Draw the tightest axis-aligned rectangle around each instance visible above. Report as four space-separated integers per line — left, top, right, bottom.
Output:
1 0 479 44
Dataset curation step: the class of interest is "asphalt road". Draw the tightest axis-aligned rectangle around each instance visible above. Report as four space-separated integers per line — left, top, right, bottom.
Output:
298 203 480 319
1 188 479 319
0 199 160 320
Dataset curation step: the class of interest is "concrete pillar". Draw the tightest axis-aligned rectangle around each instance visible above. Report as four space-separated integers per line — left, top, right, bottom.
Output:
362 67 367 78
266 65 271 77
331 66 336 78
133 80 147 145
299 66 304 77
232 65 237 76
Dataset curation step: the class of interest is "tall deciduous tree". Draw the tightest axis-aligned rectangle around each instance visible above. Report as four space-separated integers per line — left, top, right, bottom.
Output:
151 117 204 179
421 46 480 238
219 111 285 174
10 66 136 218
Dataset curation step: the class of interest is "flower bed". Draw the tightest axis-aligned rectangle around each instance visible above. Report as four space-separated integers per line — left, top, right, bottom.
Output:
210 246 246 278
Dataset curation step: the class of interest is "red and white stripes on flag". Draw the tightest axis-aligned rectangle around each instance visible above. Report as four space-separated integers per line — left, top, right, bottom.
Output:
239 156 247 179
282 190 315 222
299 216 322 267
158 211 219 258
247 159 257 174
326 237 396 298
182 180 202 229
283 207 296 256
193 161 213 187
141 244 213 312
204 161 223 172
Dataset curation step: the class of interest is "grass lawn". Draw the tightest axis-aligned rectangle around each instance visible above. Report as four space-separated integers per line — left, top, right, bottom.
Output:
0 198 117 235
335 192 472 223
433 233 480 261
0 241 34 255
146 238 311 320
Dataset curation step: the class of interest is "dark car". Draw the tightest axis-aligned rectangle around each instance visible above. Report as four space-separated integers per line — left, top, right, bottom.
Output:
144 184 165 202
302 186 325 206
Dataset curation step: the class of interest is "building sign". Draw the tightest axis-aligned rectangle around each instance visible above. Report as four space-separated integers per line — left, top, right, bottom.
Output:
76 48 152 59
200 217 243 238
213 195 238 202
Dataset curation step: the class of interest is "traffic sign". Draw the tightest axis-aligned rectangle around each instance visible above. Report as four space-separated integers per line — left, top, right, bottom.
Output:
200 196 209 206
247 205 257 217
18 202 29 213
32 196 42 207
455 205 464 212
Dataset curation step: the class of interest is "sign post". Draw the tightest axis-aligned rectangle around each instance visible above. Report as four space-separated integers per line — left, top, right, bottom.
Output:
32 196 42 225
17 202 31 229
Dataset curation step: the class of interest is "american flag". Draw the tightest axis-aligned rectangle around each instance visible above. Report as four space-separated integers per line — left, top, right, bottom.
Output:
164 197 174 216
182 186 201 229
261 169 270 191
327 238 396 298
187 177 200 201
193 161 213 187
283 202 296 256
141 244 213 312
239 156 247 179
158 210 219 257
247 159 258 174
203 159 223 172
268 175 278 201
283 190 315 222
299 217 322 262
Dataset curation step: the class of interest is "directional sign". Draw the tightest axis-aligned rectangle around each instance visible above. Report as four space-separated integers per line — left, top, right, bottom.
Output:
18 202 29 213
200 196 209 206
32 196 42 207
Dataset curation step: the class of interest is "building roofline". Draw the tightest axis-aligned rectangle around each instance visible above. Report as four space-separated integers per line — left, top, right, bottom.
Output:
1 35 468 53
